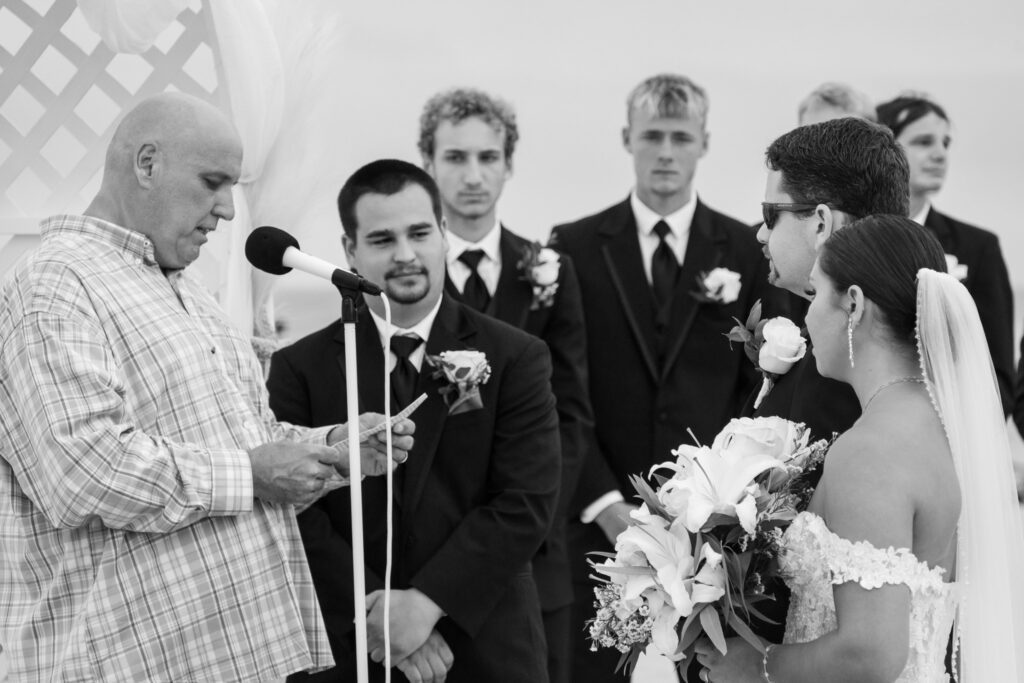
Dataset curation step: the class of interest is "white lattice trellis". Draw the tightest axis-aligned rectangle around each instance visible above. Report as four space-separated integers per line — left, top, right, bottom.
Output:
0 0 225 275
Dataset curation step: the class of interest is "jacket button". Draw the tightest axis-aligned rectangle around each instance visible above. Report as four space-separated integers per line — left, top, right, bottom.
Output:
658 412 668 422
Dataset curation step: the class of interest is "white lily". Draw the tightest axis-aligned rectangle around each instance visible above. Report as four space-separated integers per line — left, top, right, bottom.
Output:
660 445 782 534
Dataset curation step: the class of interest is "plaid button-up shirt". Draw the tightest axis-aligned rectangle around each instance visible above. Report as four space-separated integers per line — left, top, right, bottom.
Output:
0 215 335 681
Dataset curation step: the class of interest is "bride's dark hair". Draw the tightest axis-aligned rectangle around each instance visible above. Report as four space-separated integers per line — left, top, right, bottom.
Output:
819 214 946 343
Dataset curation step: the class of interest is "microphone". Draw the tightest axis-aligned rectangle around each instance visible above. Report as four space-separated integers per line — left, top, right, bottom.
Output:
245 226 382 295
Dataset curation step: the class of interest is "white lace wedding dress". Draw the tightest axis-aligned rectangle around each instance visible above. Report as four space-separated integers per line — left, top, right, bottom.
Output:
779 511 959 683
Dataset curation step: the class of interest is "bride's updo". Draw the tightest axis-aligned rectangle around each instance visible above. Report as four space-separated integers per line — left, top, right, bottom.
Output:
818 214 946 344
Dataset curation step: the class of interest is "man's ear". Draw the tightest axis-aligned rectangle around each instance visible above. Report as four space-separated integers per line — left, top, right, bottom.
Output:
342 233 356 266
621 125 632 153
812 204 838 250
135 143 158 188
421 155 435 176
699 129 710 159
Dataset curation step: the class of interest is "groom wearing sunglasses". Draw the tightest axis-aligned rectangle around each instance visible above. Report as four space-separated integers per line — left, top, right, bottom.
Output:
748 116 910 442
738 115 912 649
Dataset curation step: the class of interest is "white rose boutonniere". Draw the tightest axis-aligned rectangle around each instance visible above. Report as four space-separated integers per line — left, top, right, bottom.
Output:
759 318 807 374
425 349 492 415
693 267 741 305
945 253 968 281
726 301 806 409
518 242 561 310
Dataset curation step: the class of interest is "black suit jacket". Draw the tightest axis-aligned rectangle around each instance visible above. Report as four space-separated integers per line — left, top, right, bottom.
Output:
925 208 1014 414
445 226 595 611
267 295 560 682
550 197 783 517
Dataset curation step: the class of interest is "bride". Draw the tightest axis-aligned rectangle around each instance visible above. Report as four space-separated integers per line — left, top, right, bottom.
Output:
695 215 1024 682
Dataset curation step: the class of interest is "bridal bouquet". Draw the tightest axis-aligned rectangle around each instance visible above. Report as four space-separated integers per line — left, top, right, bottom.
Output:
587 417 827 678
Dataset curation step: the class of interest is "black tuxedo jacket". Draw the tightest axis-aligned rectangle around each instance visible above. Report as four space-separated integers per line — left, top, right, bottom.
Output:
267 295 559 682
550 197 783 516
444 226 595 611
924 208 1014 414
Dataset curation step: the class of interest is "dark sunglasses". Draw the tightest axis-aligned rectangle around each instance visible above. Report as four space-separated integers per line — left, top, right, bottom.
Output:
760 202 820 229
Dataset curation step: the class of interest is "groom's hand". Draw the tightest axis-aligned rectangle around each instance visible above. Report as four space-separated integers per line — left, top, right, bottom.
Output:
595 501 638 545
366 588 444 663
395 629 454 683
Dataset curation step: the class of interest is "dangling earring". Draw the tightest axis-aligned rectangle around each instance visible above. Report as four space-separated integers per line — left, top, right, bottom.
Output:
847 314 855 368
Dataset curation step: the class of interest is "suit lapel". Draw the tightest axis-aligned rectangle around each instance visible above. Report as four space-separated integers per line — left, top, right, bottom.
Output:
443 272 463 302
402 295 476 516
659 200 725 382
599 200 660 382
923 208 955 252
492 227 533 329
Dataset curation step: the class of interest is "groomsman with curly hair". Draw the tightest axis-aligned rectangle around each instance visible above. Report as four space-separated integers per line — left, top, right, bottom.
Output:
418 88 595 683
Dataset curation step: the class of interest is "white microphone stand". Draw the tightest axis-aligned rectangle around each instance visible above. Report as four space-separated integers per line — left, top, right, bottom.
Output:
338 288 370 683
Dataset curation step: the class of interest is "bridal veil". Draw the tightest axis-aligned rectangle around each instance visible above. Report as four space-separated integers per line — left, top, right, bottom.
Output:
916 268 1024 682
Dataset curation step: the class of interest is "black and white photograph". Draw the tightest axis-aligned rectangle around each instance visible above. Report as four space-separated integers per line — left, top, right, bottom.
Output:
1 1 1023 681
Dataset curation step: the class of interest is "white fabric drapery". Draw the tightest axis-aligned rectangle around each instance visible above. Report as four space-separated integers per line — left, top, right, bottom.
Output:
77 0 189 54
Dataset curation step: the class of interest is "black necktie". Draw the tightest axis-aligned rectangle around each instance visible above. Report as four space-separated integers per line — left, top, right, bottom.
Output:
390 334 422 410
458 249 491 312
651 220 679 308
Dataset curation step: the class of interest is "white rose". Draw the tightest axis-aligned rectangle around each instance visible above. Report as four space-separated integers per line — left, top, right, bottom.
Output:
945 253 968 281
703 268 741 304
532 248 560 286
758 317 807 375
437 350 490 385
711 416 807 462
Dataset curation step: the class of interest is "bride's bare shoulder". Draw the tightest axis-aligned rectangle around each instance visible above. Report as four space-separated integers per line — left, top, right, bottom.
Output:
823 396 951 501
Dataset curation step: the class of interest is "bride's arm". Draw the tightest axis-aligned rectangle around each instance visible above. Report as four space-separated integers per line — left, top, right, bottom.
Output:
703 432 915 683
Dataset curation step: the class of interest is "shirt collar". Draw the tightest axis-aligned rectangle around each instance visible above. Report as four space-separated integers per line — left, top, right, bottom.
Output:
366 292 444 344
630 191 697 239
41 214 159 266
445 220 502 266
910 201 931 226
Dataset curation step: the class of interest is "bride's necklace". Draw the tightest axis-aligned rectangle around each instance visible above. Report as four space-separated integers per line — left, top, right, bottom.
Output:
862 376 926 412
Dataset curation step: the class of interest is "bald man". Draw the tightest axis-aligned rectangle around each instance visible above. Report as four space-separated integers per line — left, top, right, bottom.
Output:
0 93 413 681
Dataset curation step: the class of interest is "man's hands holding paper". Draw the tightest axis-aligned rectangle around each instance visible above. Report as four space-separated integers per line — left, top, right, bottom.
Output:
249 410 416 508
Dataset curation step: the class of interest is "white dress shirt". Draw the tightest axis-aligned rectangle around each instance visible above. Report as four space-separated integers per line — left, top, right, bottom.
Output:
366 294 443 372
911 201 931 226
445 221 503 296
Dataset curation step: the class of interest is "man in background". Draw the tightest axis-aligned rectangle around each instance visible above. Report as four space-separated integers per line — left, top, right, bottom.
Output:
550 73 780 681
418 87 594 683
0 93 411 681
797 81 876 126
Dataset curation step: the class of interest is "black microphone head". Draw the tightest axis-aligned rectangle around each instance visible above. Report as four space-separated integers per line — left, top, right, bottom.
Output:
245 226 300 275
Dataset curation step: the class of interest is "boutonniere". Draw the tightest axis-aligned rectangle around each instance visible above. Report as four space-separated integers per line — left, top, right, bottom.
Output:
691 267 741 304
726 300 807 409
945 253 968 281
517 242 561 310
424 350 492 415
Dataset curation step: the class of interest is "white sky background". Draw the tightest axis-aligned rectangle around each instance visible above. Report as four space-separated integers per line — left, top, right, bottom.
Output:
272 0 1024 336
5 0 1021 335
